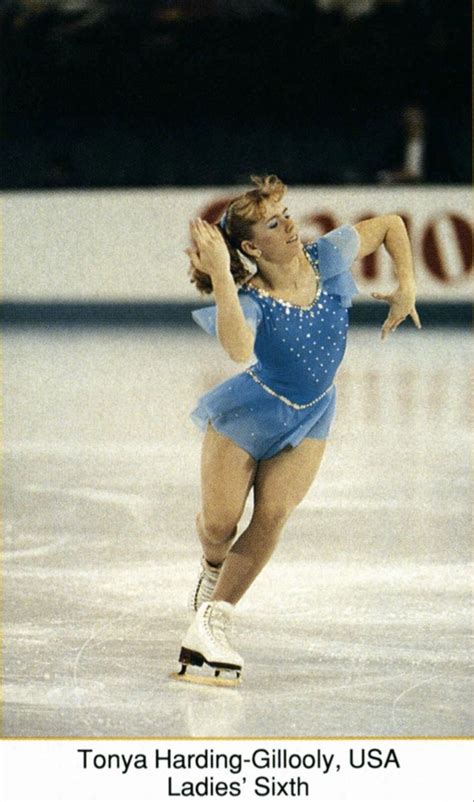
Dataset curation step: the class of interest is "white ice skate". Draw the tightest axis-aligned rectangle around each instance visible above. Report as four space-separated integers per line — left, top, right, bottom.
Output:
188 556 222 615
171 601 243 687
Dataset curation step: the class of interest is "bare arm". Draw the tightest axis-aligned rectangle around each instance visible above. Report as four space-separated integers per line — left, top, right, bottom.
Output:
188 219 255 362
354 215 421 339
213 272 255 362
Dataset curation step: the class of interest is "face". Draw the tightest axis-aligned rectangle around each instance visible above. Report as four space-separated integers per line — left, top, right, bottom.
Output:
242 200 300 264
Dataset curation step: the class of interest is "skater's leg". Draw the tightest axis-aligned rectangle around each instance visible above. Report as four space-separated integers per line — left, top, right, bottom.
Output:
177 425 255 677
212 438 326 605
196 424 257 567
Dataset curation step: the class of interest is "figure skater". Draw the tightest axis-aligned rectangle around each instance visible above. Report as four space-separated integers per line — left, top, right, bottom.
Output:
173 175 420 686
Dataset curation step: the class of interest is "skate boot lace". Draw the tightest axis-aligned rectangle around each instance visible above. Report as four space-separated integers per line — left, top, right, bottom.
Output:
204 605 232 648
200 560 220 596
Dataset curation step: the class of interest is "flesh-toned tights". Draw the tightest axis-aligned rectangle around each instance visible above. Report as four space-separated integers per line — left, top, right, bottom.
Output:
196 424 326 605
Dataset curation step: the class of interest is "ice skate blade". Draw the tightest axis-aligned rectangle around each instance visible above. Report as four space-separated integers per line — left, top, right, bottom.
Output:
178 646 242 673
170 671 241 688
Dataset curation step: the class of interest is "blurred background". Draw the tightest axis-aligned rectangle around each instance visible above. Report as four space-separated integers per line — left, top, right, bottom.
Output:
1 0 472 321
1 0 471 189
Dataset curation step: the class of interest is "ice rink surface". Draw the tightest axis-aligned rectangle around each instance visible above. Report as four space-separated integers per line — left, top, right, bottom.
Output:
2 325 472 737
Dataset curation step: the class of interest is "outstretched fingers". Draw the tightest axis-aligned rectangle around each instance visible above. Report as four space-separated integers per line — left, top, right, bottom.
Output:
189 218 208 244
381 315 401 340
190 218 224 249
372 292 394 340
372 292 421 339
410 305 422 329
190 218 207 243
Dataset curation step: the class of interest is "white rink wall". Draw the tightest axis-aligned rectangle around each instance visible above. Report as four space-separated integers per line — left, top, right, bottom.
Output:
2 186 472 302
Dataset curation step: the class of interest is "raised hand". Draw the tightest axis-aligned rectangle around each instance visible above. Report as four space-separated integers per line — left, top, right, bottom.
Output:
188 218 231 281
371 287 422 340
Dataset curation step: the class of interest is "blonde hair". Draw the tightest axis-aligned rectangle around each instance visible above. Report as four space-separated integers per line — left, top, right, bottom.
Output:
189 174 286 295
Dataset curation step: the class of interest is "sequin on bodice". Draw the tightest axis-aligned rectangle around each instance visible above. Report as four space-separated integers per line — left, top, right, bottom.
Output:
239 242 349 406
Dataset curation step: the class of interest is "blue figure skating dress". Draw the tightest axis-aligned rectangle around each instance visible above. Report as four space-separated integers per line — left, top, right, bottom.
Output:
190 225 360 460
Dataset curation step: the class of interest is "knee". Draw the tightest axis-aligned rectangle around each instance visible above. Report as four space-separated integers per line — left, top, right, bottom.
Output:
197 511 237 545
252 501 293 531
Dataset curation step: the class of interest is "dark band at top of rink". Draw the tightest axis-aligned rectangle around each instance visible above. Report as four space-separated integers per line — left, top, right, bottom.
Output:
0 301 471 328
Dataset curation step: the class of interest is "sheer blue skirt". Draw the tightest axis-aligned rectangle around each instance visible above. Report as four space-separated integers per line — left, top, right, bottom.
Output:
190 372 336 461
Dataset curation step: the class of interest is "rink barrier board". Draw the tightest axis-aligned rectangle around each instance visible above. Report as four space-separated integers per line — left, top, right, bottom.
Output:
1 300 471 327
2 187 473 303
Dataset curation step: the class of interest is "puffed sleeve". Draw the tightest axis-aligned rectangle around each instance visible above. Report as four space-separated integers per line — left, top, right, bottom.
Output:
309 224 360 308
191 293 263 336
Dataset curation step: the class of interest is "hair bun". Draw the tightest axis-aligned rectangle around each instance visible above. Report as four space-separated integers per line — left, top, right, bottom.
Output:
250 174 284 197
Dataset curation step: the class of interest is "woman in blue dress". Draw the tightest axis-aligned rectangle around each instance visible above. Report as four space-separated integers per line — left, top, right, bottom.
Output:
174 175 420 685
